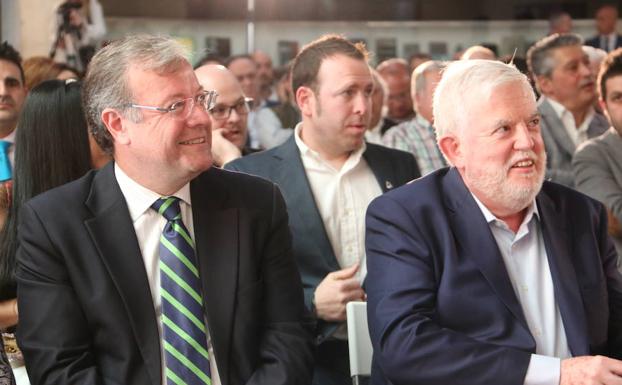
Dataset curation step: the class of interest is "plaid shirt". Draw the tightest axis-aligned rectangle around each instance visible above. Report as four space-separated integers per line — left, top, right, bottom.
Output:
382 115 446 175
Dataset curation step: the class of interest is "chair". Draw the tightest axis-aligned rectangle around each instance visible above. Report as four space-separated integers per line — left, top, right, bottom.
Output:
346 301 372 385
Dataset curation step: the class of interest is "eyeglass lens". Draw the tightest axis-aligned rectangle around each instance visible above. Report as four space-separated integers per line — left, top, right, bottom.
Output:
210 99 250 120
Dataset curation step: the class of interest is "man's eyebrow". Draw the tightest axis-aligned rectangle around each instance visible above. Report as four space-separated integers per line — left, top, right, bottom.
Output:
490 118 513 128
162 87 206 104
2 75 22 84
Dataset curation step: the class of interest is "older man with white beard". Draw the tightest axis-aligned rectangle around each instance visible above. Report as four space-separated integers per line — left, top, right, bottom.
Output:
365 59 622 385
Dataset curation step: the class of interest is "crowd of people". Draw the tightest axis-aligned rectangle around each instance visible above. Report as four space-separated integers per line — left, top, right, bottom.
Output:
0 3 621 385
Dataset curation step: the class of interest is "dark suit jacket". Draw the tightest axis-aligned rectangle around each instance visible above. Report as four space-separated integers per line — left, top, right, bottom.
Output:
16 163 314 385
365 167 622 385
538 97 608 187
379 117 398 136
585 34 622 52
225 136 420 342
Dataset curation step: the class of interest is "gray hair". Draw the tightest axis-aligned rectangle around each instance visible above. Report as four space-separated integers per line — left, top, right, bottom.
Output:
527 33 583 78
433 60 534 148
82 35 190 154
412 60 445 96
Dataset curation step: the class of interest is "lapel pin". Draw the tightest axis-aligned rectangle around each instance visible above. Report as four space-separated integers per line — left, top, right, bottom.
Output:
385 180 393 190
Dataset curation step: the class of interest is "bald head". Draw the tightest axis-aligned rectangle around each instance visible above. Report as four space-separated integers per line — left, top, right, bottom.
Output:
196 64 243 96
195 64 248 149
461 45 496 60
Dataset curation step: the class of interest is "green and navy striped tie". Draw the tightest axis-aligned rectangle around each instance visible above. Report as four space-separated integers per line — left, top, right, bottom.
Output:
152 196 211 385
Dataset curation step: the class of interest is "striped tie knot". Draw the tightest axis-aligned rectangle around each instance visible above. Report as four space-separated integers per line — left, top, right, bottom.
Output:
152 196 183 222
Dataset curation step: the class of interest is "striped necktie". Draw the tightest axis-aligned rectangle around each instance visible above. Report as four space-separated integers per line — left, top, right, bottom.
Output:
152 197 212 385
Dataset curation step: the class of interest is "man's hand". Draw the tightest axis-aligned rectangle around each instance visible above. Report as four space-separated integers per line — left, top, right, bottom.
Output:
561 356 622 385
211 128 242 167
313 263 365 322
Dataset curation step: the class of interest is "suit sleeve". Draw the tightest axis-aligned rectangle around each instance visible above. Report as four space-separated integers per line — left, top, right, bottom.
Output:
573 142 622 225
595 201 622 358
244 184 314 385
16 203 104 385
365 194 530 385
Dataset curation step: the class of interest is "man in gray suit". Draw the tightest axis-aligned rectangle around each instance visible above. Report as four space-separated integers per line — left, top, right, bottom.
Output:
574 47 622 260
527 33 609 186
226 35 420 385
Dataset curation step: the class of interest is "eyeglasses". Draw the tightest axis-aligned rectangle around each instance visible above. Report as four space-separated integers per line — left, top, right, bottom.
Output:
127 90 218 121
208 97 253 120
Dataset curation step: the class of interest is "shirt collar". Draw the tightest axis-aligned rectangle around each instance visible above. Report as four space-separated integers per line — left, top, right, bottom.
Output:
546 97 594 123
545 97 570 120
470 192 539 229
114 162 192 222
415 114 432 128
2 129 16 144
294 122 367 168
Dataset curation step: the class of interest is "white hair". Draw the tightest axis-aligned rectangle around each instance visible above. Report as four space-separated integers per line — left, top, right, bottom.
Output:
433 59 534 141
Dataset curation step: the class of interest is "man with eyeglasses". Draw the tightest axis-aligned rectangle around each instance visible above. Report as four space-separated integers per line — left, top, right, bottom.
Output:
15 35 314 385
195 64 259 167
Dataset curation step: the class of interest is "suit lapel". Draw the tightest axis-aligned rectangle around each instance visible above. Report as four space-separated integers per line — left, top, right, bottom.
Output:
363 144 397 192
539 98 576 156
587 113 608 138
273 138 339 270
84 163 161 385
537 191 590 356
191 169 237 385
443 169 530 330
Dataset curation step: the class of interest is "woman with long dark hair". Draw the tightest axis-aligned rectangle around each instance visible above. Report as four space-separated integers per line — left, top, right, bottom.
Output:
0 79 92 384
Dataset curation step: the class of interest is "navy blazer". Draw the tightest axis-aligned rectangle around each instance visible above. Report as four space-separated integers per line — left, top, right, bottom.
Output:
226 136 420 342
365 167 622 385
585 34 622 52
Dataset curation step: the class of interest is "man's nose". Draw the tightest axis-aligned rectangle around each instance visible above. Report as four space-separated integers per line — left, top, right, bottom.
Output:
354 92 370 115
514 124 535 150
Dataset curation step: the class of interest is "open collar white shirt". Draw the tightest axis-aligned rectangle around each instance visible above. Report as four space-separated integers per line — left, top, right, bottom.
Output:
294 124 381 339
472 195 571 385
546 97 594 146
294 123 381 282
114 163 221 385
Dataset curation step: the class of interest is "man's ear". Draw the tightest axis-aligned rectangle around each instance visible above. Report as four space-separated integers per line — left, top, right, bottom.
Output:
438 134 464 168
535 75 553 97
296 86 315 118
101 108 130 146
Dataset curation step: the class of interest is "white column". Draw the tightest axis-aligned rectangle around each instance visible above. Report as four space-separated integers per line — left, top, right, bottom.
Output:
1 0 58 58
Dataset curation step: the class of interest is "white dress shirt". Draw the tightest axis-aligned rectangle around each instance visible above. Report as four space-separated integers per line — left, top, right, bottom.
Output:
364 119 384 145
546 97 594 146
254 107 293 149
473 196 571 385
600 33 618 52
294 124 381 339
115 164 221 385
294 124 381 282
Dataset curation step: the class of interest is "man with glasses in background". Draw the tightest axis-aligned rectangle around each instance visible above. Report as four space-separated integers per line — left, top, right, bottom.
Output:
195 64 259 167
15 35 313 385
